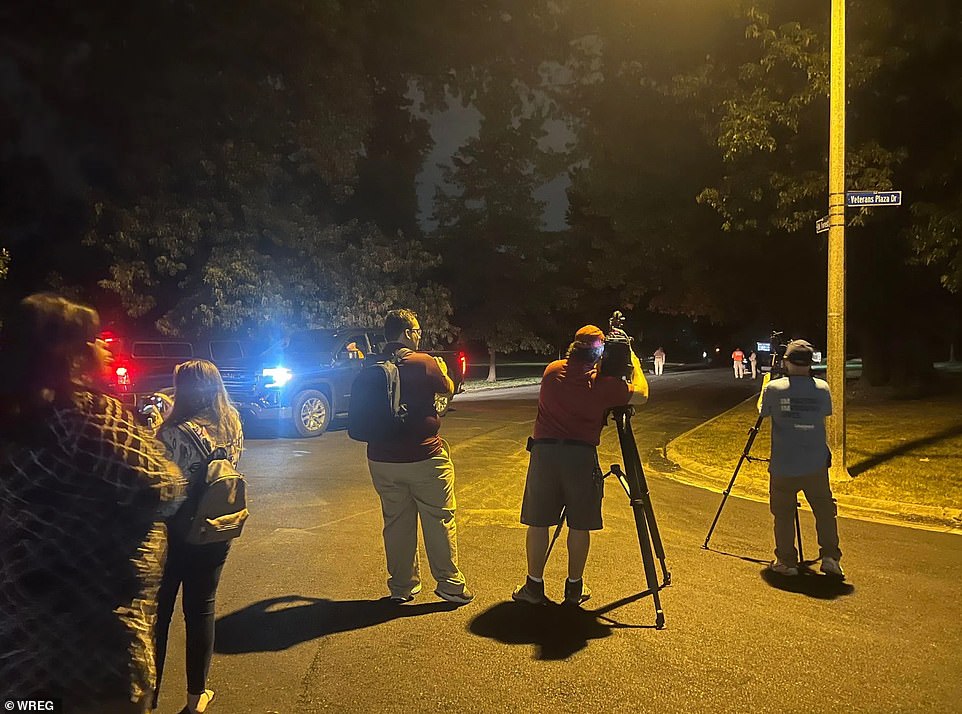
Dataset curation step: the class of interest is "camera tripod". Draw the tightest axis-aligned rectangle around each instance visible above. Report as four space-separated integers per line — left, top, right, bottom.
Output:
702 398 806 562
545 405 671 629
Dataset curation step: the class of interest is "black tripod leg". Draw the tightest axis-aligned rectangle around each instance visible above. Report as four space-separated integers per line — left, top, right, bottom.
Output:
704 412 765 549
545 507 566 562
612 410 667 628
630 496 666 629
612 413 671 585
643 500 671 586
629 462 671 585
794 503 804 565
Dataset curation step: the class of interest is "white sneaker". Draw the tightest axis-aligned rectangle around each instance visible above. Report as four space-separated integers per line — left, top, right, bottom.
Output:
769 560 799 576
820 557 845 579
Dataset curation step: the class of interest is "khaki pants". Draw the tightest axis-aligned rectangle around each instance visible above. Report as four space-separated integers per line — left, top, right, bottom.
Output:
769 471 842 565
369 445 466 598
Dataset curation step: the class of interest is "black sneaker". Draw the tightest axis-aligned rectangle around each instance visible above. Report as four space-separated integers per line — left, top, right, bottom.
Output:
512 577 549 605
563 578 591 605
435 586 474 605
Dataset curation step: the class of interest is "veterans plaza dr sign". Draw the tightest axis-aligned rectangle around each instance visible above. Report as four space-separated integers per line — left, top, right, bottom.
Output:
817 191 903 233
846 190 902 207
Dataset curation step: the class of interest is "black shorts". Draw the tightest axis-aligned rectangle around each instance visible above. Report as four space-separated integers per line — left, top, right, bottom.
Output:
520 443 603 531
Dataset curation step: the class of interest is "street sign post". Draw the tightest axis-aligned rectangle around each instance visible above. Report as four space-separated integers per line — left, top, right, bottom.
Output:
846 190 902 207
816 215 830 234
827 0 848 480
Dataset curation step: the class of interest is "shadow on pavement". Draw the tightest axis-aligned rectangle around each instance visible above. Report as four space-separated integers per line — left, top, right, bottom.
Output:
704 547 771 567
214 594 457 653
760 569 855 600
849 422 962 476
469 602 617 660
593 590 666 631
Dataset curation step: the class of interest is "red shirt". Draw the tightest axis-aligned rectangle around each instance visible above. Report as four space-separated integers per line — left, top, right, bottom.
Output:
532 358 632 446
367 344 450 463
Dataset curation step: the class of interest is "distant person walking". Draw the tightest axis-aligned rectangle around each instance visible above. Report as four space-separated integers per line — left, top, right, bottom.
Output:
732 348 746 379
653 347 666 376
154 360 245 714
0 293 184 714
758 340 843 579
749 350 758 379
365 309 472 605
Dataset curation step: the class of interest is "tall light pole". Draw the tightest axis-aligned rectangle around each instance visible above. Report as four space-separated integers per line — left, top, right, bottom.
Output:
827 0 849 479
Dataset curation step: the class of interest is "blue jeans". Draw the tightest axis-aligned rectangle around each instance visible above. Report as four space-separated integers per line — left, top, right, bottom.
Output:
154 537 229 704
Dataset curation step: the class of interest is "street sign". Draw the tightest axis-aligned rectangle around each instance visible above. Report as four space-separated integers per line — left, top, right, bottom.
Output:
816 215 830 234
846 190 902 207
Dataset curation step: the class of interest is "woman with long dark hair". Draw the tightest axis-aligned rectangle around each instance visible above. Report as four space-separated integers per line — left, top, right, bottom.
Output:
0 293 184 714
153 359 243 714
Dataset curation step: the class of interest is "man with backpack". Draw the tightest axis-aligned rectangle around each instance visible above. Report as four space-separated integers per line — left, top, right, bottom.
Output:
354 308 473 605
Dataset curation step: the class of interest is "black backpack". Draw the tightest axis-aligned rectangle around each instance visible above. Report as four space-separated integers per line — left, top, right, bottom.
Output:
348 348 412 442
168 422 249 545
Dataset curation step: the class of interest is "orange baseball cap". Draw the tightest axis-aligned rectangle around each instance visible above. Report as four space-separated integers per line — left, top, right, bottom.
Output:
573 324 605 347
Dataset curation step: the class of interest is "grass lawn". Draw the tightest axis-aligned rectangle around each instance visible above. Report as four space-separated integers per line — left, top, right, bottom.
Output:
667 373 962 514
463 376 542 392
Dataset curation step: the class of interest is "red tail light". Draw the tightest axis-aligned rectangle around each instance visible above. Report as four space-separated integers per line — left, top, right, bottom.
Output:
458 351 467 377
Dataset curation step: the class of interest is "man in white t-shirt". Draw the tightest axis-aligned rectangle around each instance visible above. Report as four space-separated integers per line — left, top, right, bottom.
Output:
653 347 666 376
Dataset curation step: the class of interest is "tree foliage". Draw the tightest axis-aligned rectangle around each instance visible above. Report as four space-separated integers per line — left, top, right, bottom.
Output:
425 3 582 363
3 1 453 340
681 0 962 383
2 1 960 374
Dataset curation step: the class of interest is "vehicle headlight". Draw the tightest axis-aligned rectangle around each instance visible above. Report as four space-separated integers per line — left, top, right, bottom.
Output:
262 367 293 388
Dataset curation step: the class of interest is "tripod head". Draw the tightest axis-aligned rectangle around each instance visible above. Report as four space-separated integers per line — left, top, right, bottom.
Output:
605 404 636 424
768 331 787 377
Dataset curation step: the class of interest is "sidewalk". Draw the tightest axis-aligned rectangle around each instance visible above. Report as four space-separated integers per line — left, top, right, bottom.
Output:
665 370 962 533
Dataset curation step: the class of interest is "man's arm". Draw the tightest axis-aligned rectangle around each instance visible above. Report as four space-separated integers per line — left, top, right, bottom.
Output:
757 372 773 414
432 355 455 396
628 348 649 405
820 379 833 417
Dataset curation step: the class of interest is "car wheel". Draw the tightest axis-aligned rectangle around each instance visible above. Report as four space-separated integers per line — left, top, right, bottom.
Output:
291 389 331 437
435 393 450 417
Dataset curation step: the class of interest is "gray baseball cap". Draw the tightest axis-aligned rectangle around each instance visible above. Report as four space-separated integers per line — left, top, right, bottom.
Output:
784 339 815 366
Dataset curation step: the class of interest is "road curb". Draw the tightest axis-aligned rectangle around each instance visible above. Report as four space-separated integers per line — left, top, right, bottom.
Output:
663 396 962 536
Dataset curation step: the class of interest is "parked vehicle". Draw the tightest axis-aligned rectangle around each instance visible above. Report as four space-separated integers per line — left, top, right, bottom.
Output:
100 331 266 411
225 328 467 438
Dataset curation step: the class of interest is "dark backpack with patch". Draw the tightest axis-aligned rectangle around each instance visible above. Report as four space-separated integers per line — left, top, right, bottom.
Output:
348 348 412 442
169 422 249 545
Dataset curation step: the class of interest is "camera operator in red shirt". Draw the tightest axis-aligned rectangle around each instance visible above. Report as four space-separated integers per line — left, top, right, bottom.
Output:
512 324 648 606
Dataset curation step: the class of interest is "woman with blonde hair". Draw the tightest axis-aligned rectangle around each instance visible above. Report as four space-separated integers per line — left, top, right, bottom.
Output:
0 293 183 714
153 359 243 714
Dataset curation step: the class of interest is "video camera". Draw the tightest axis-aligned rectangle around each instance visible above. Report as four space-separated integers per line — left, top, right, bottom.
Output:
600 310 635 378
138 392 172 430
757 330 788 377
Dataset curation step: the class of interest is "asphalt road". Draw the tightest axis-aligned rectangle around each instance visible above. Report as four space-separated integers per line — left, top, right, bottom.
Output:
153 369 962 714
